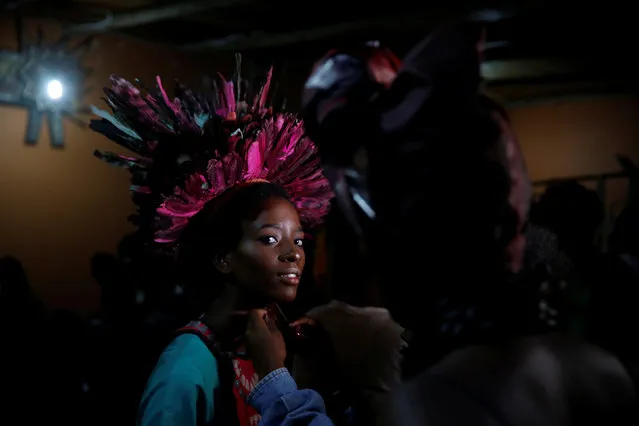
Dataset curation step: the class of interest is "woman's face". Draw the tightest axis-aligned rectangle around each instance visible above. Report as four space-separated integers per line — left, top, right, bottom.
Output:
221 197 306 304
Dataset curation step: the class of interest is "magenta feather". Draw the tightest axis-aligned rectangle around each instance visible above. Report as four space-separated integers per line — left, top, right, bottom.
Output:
91 69 333 246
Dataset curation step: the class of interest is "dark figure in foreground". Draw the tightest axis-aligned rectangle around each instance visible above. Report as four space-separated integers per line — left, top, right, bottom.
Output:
302 22 638 425
0 256 48 423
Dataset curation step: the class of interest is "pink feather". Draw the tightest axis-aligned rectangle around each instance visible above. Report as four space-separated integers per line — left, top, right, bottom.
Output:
93 69 333 246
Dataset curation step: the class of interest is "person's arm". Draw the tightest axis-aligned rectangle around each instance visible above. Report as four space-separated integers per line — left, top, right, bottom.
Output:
138 371 210 426
248 368 335 426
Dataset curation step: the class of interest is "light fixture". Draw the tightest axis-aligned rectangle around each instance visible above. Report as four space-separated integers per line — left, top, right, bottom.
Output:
46 79 64 100
0 17 92 148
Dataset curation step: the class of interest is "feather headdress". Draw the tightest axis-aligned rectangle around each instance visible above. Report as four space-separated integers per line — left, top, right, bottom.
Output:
90 65 333 245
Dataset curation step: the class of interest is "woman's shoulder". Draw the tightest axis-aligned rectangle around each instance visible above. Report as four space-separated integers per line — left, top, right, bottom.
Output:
152 334 221 388
139 334 222 426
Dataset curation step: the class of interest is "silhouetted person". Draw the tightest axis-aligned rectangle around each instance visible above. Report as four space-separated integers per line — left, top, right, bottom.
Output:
301 23 638 426
520 224 569 332
44 309 89 425
0 256 43 321
0 256 46 423
91 251 138 321
530 182 606 335
88 252 142 425
589 196 639 381
531 180 604 257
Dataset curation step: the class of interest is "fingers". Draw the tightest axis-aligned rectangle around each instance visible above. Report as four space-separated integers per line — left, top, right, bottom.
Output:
265 313 281 333
247 308 286 336
289 316 317 327
248 309 268 329
247 309 277 329
249 308 267 320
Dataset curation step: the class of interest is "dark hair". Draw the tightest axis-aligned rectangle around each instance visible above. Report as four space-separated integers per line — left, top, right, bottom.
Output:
0 256 30 302
531 181 603 249
609 197 639 255
91 252 118 279
177 182 292 292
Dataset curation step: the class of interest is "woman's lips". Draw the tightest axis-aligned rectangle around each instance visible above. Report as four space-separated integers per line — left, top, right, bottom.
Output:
278 273 300 286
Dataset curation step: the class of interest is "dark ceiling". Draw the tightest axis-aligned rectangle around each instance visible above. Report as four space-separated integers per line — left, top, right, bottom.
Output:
2 0 637 103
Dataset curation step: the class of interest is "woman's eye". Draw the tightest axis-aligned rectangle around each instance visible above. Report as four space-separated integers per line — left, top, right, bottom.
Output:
295 239 304 247
259 236 278 245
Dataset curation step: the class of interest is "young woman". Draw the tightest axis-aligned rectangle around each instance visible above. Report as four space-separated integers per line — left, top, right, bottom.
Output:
90 67 333 426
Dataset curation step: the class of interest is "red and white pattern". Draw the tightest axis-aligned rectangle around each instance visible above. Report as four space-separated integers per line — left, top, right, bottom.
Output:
232 358 261 426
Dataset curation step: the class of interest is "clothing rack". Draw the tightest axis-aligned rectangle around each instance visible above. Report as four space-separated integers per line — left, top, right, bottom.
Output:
532 171 629 188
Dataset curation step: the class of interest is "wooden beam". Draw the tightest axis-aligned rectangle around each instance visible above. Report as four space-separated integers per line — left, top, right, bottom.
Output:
533 172 629 187
72 0 153 8
492 78 639 106
181 7 526 51
63 0 249 34
183 22 363 51
482 58 585 81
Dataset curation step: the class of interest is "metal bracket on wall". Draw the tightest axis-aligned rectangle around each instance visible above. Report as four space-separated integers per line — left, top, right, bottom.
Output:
0 15 91 148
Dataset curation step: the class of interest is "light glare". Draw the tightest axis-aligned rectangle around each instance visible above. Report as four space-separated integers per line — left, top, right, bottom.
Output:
46 79 63 100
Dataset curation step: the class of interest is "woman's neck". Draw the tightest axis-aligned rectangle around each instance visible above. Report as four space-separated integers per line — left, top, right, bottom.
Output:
199 283 269 342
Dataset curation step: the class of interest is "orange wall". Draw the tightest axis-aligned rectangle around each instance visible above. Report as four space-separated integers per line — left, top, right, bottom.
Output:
509 96 639 217
2 18 638 312
510 97 639 181
0 19 227 312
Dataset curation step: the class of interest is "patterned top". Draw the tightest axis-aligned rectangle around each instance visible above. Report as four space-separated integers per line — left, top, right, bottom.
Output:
138 320 262 426
232 358 261 426
179 321 262 426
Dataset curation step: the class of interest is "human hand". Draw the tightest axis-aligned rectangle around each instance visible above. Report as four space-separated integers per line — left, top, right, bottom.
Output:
245 309 287 379
289 315 335 361
289 315 319 328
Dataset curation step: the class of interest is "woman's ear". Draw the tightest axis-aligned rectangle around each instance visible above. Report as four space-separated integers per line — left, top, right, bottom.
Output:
213 253 233 274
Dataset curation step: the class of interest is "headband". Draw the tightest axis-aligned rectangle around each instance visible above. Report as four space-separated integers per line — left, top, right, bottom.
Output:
90 65 333 247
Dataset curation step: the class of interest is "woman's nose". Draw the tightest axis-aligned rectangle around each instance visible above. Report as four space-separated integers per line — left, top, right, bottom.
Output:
279 248 301 263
